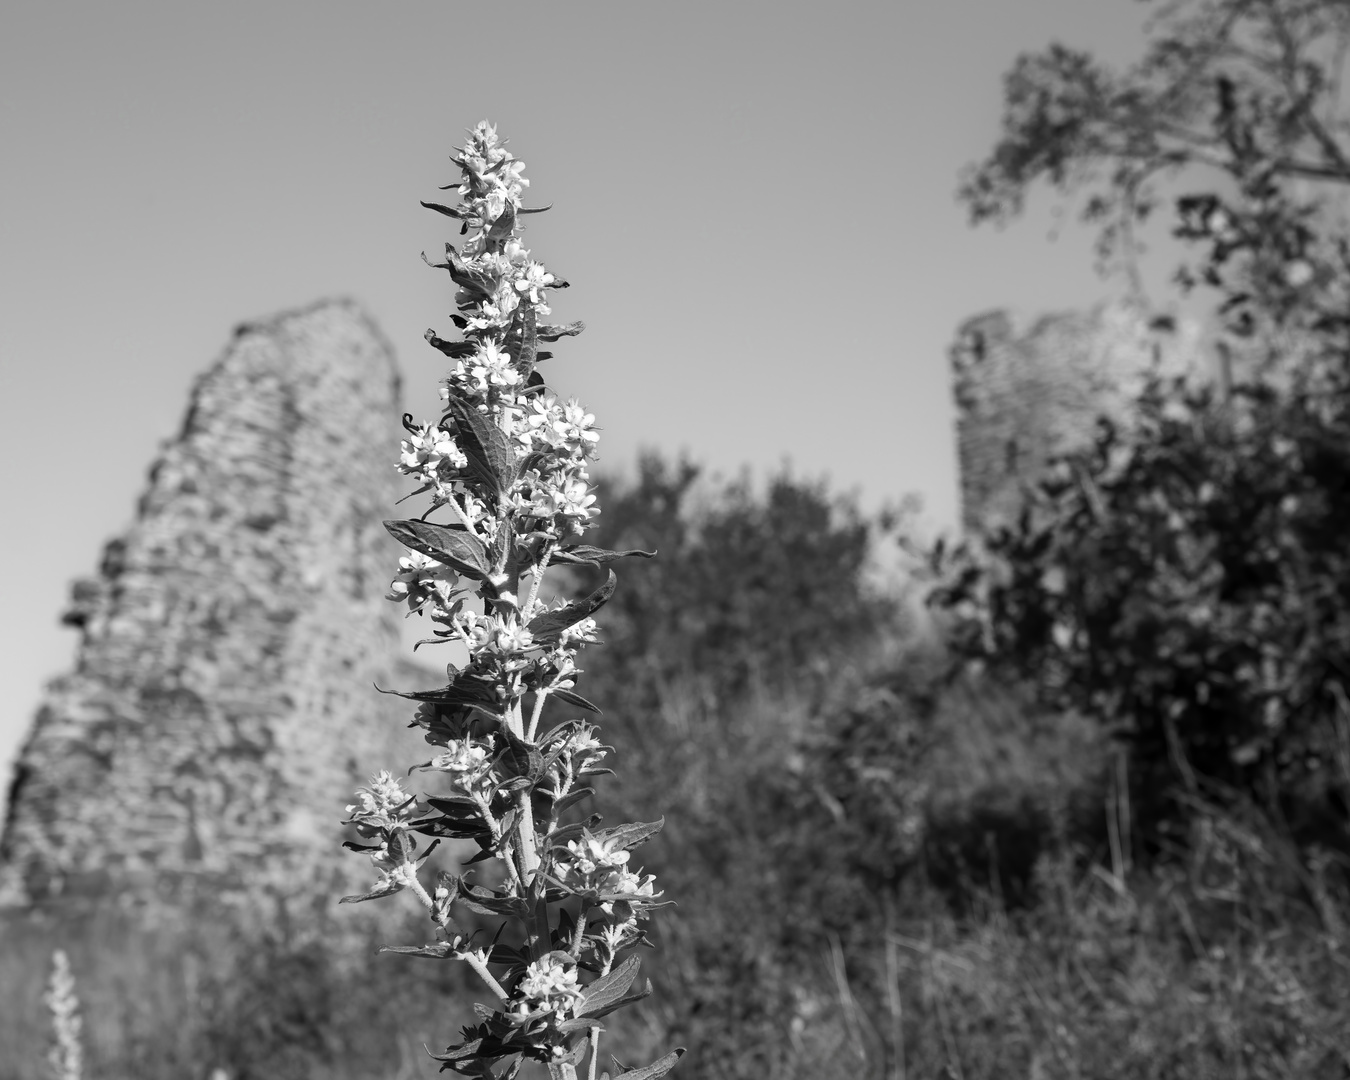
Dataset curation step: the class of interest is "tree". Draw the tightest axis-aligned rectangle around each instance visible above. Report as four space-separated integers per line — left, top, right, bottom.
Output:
939 0 1350 845
962 0 1350 354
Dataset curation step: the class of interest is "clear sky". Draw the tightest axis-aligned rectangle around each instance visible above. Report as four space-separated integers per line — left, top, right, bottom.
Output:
0 1 1174 785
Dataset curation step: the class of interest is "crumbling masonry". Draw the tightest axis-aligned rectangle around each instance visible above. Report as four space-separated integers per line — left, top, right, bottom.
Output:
0 299 426 909
950 298 1206 534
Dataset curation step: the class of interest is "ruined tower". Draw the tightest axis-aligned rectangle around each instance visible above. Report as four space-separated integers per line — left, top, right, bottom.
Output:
0 299 425 909
949 298 1206 535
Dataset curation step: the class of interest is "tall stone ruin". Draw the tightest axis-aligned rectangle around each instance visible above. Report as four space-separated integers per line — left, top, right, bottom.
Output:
949 298 1206 535
0 298 426 910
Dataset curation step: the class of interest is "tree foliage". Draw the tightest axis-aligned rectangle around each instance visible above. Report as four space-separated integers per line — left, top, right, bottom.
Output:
941 0 1350 847
962 0 1350 333
586 453 891 712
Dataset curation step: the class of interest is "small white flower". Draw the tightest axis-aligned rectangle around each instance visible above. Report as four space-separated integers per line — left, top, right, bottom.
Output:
559 617 600 648
566 834 631 877
514 261 555 304
514 955 583 1018
558 399 600 458
345 771 414 831
386 551 459 614
399 423 467 477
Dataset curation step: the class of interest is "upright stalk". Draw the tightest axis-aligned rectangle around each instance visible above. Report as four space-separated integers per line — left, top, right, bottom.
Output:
340 122 683 1080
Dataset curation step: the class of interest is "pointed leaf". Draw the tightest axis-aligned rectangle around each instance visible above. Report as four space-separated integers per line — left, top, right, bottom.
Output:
429 1038 486 1063
553 546 656 569
494 723 544 783
527 571 617 643
425 243 497 299
575 980 653 1023
409 815 493 843
552 688 601 713
426 330 476 359
593 818 664 852
514 300 538 368
576 956 641 1018
378 941 459 960
616 1048 684 1079
536 321 585 341
339 878 405 904
445 397 518 497
458 882 529 918
374 676 499 708
552 786 595 817
421 200 464 219
384 519 492 579
485 202 516 247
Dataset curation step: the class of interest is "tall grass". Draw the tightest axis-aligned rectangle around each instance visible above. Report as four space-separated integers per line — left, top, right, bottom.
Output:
4 657 1347 1079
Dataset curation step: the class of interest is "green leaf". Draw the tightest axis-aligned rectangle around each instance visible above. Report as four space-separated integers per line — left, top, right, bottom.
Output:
527 570 617 643
410 814 493 844
377 941 459 959
458 881 529 918
424 243 496 299
615 1048 684 1079
374 676 499 709
552 688 600 713
426 330 476 358
485 202 517 247
569 979 652 1024
445 397 519 498
512 298 538 369
384 519 493 580
495 723 544 783
487 943 530 967
420 200 463 219
339 877 404 904
536 321 585 341
552 545 656 568
593 818 664 852
576 956 641 1018
552 786 594 817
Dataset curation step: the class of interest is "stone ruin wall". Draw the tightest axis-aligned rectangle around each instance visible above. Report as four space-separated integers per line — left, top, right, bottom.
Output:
0 299 429 911
950 298 1209 535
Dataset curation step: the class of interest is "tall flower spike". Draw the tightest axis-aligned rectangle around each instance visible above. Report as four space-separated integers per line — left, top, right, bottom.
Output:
45 949 84 1080
344 122 681 1080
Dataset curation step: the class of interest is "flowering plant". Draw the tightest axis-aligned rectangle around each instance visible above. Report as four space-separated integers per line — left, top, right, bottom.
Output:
44 949 84 1080
343 122 680 1080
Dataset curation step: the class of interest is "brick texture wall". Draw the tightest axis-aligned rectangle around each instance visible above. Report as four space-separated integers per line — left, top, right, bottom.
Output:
0 299 429 911
950 299 1206 535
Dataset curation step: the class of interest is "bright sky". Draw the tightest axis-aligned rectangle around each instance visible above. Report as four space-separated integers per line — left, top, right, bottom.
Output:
0 1 1173 785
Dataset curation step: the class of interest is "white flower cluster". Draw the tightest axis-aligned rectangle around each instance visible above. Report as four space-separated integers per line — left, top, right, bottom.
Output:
45 949 84 1080
385 550 460 614
422 736 495 797
344 770 415 834
512 954 584 1019
393 120 599 559
557 831 658 920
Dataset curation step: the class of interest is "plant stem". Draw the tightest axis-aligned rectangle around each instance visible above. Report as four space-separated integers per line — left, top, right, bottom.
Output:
527 688 551 742
462 951 508 1002
405 868 435 911
524 541 557 620
587 1025 601 1080
515 788 553 959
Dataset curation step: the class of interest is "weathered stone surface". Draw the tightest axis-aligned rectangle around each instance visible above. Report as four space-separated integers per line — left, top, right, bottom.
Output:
0 298 427 910
950 298 1206 535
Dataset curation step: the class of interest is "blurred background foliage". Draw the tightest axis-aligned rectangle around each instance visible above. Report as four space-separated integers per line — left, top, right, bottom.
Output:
8 0 1350 1077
